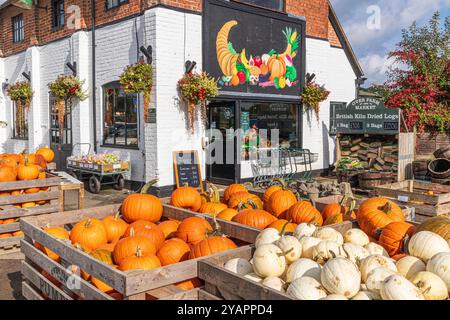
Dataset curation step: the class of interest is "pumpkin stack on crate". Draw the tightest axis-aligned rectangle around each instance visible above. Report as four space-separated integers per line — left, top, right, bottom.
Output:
20 190 268 300
0 148 61 253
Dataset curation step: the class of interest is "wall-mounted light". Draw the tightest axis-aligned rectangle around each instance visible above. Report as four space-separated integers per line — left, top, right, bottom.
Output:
2 80 9 91
0 121 7 128
185 60 196 74
22 71 31 82
355 77 368 87
306 73 316 84
66 62 77 76
140 45 152 64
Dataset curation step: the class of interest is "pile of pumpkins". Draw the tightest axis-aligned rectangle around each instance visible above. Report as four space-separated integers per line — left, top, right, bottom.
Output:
222 195 450 300
0 147 55 238
34 192 239 299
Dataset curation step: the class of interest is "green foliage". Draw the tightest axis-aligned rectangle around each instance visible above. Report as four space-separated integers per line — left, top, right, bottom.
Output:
301 82 330 121
178 71 219 105
119 60 153 94
48 75 88 101
7 81 33 103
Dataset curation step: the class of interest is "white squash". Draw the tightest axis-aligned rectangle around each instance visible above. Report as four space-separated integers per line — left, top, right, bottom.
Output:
299 236 322 259
224 258 253 276
360 255 397 283
426 252 450 292
396 256 426 280
293 223 317 240
321 257 361 298
351 291 381 300
262 276 285 292
255 228 281 248
364 242 389 257
447 239 450 248
343 228 370 247
408 231 450 262
411 271 448 300
276 235 302 264
341 243 370 265
380 275 424 300
286 277 327 300
252 244 287 278
365 267 396 294
319 294 348 300
244 273 262 283
311 240 342 264
285 258 322 283
314 227 344 245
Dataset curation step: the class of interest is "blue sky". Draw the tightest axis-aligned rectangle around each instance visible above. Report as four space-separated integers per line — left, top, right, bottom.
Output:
330 0 450 85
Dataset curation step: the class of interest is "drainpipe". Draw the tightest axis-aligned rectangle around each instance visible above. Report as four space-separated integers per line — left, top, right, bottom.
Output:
91 0 97 153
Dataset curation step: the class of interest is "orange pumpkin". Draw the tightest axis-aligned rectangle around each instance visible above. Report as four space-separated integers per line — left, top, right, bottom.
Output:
34 227 70 262
175 217 213 245
322 198 357 225
157 238 191 266
175 278 203 291
97 241 117 252
216 208 238 221
170 186 202 212
189 236 237 259
118 248 161 271
158 220 181 239
378 221 415 257
17 157 40 180
121 193 163 223
267 219 297 233
22 202 36 208
19 153 36 165
285 201 323 226
34 154 47 169
267 189 297 218
70 218 108 252
132 224 165 251
102 213 129 243
198 202 228 216
123 220 157 238
263 185 282 204
36 146 55 163
357 198 404 239
223 184 248 203
0 192 11 196
0 165 17 182
227 192 263 210
12 231 24 237
2 218 16 224
113 231 157 265
0 233 12 238
232 209 277 229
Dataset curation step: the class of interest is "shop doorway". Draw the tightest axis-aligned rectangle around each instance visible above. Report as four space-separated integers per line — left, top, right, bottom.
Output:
207 101 238 184
49 97 73 170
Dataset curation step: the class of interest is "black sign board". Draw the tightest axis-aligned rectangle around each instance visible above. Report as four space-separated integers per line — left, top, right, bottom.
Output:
173 151 203 192
203 0 306 97
147 108 157 124
334 98 400 135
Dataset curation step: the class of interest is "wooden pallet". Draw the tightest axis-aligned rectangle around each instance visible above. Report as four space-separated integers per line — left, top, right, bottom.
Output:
372 180 450 222
20 203 260 300
199 221 354 300
0 174 62 253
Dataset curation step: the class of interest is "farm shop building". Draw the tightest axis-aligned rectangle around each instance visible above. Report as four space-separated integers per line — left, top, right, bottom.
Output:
0 0 363 195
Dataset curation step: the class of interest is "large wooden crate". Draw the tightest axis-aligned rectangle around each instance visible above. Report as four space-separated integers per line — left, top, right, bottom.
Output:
0 173 62 253
20 203 262 300
199 221 353 300
372 180 450 223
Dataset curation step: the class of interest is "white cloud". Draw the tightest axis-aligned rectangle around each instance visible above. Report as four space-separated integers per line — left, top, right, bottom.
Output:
359 54 395 84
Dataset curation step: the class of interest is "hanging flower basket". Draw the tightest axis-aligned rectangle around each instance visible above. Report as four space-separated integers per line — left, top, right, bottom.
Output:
48 75 88 128
7 81 33 138
119 60 153 123
301 81 330 122
178 71 219 131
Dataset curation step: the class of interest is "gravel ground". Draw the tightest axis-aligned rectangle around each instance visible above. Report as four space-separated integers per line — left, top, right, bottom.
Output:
0 188 130 300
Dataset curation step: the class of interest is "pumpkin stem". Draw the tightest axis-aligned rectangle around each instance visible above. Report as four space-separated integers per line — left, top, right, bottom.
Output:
129 227 135 237
380 201 392 214
272 178 287 190
85 219 92 228
207 215 224 237
279 220 291 236
140 179 159 194
373 228 383 239
114 211 122 220
135 245 142 258
242 181 254 189
278 247 294 257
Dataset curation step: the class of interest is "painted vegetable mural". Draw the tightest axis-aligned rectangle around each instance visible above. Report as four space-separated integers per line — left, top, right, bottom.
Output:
216 20 299 89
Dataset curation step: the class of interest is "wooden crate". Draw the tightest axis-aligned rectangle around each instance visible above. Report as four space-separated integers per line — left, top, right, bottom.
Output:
0 173 62 253
199 221 353 300
19 203 262 300
372 180 450 222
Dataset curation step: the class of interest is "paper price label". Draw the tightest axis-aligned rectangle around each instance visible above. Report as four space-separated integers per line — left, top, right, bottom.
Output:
397 195 409 202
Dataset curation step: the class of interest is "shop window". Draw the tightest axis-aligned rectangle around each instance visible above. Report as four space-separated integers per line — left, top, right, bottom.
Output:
12 101 28 140
329 101 347 136
52 0 65 28
234 0 285 12
103 83 138 148
106 0 128 10
12 14 24 43
240 102 297 160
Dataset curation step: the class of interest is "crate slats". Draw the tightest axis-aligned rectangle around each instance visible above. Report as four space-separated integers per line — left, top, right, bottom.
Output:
21 281 45 300
0 222 20 233
0 204 60 220
0 191 60 206
0 177 61 191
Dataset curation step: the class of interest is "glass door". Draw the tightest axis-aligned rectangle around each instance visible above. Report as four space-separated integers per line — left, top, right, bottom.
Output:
49 97 73 170
207 101 237 184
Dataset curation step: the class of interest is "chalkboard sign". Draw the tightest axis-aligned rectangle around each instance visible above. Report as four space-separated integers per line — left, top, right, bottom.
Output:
173 151 204 192
334 98 400 135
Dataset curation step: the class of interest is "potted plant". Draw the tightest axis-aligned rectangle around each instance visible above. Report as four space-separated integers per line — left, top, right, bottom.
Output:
119 59 153 123
301 81 330 122
48 75 88 128
178 71 219 131
7 81 34 137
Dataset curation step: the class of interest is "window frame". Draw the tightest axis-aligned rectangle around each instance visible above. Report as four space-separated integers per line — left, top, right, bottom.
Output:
52 0 65 29
12 101 29 140
231 0 285 13
101 82 139 150
105 0 129 11
12 14 24 44
329 101 347 136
